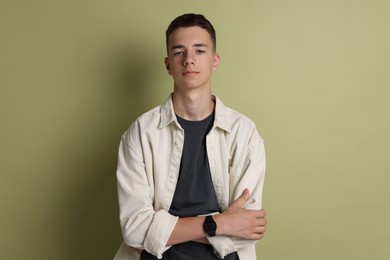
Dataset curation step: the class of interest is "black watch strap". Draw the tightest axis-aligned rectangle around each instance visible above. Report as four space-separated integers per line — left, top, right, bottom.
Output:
203 215 217 237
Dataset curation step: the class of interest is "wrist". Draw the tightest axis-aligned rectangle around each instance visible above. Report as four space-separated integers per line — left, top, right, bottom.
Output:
203 215 217 237
212 214 225 236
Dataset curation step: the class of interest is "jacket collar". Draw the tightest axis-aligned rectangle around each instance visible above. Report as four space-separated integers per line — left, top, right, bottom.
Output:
159 93 233 132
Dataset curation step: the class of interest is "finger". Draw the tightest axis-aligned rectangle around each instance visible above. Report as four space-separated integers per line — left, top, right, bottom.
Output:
256 209 266 218
252 225 266 236
249 231 265 240
257 218 267 226
256 232 265 240
257 225 266 234
260 209 266 216
231 188 250 208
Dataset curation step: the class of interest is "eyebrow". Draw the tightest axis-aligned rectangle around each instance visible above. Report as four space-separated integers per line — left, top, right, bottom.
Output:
170 43 208 50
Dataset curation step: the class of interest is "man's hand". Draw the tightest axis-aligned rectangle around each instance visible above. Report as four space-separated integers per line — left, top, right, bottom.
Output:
214 189 267 240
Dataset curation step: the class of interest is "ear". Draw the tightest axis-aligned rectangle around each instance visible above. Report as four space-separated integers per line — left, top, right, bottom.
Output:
212 53 220 72
164 57 171 75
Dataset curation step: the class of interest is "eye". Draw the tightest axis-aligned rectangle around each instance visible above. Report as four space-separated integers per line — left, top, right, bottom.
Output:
173 51 184 56
196 49 206 54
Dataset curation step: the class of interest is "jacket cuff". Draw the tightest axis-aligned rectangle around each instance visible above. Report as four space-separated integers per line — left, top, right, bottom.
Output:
207 235 236 259
143 210 178 259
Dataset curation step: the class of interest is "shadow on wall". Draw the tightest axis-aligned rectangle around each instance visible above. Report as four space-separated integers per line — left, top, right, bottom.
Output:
52 38 162 259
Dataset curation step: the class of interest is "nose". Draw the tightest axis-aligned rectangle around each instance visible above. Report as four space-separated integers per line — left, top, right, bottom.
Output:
183 60 194 66
183 53 195 66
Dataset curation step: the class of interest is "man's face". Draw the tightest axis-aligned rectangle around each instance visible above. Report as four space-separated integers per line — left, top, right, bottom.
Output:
165 26 220 91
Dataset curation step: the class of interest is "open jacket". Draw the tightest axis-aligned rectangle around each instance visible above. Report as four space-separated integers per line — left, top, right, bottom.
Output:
114 94 266 259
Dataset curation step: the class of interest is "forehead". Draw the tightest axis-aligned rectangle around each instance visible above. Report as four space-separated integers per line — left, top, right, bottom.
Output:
167 26 212 48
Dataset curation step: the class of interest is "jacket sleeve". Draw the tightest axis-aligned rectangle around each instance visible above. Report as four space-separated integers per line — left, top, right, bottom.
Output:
116 126 178 259
207 127 266 258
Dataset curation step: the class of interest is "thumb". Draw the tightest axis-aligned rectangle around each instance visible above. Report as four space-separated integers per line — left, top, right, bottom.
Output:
232 188 250 208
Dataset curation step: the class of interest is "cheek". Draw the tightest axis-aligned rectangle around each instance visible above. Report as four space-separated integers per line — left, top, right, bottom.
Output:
169 67 182 78
173 62 185 74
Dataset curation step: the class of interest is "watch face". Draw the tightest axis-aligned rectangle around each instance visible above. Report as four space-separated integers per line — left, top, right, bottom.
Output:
204 216 217 237
205 222 216 230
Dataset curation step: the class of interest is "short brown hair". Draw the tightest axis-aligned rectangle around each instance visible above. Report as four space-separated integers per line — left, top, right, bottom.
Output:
165 13 217 52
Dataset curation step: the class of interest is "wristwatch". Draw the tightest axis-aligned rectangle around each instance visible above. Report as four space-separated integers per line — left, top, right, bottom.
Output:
203 215 217 237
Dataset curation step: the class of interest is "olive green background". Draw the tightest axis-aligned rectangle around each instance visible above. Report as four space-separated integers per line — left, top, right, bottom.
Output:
1 0 389 259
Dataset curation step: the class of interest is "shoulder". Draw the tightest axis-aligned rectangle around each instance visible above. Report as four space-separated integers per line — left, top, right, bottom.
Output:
215 96 260 138
229 108 263 142
122 105 162 141
226 106 257 129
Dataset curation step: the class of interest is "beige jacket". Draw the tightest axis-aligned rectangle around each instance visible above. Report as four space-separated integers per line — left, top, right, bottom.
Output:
114 95 266 259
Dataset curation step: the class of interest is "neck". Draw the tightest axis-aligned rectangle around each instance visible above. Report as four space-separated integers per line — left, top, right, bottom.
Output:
172 90 214 121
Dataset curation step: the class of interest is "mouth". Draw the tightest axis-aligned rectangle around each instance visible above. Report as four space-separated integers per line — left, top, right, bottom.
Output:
182 70 199 76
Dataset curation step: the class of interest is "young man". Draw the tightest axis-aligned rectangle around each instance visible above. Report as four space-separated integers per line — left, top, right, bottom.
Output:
114 13 266 260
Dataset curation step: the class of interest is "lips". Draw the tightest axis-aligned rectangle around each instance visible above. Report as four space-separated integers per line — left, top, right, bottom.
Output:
182 70 199 76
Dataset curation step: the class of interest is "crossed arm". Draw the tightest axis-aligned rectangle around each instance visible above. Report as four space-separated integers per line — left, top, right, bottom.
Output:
131 188 267 256
167 188 267 246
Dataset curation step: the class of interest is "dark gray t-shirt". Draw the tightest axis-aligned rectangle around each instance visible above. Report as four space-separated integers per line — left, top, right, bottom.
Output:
169 112 220 217
141 112 238 259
